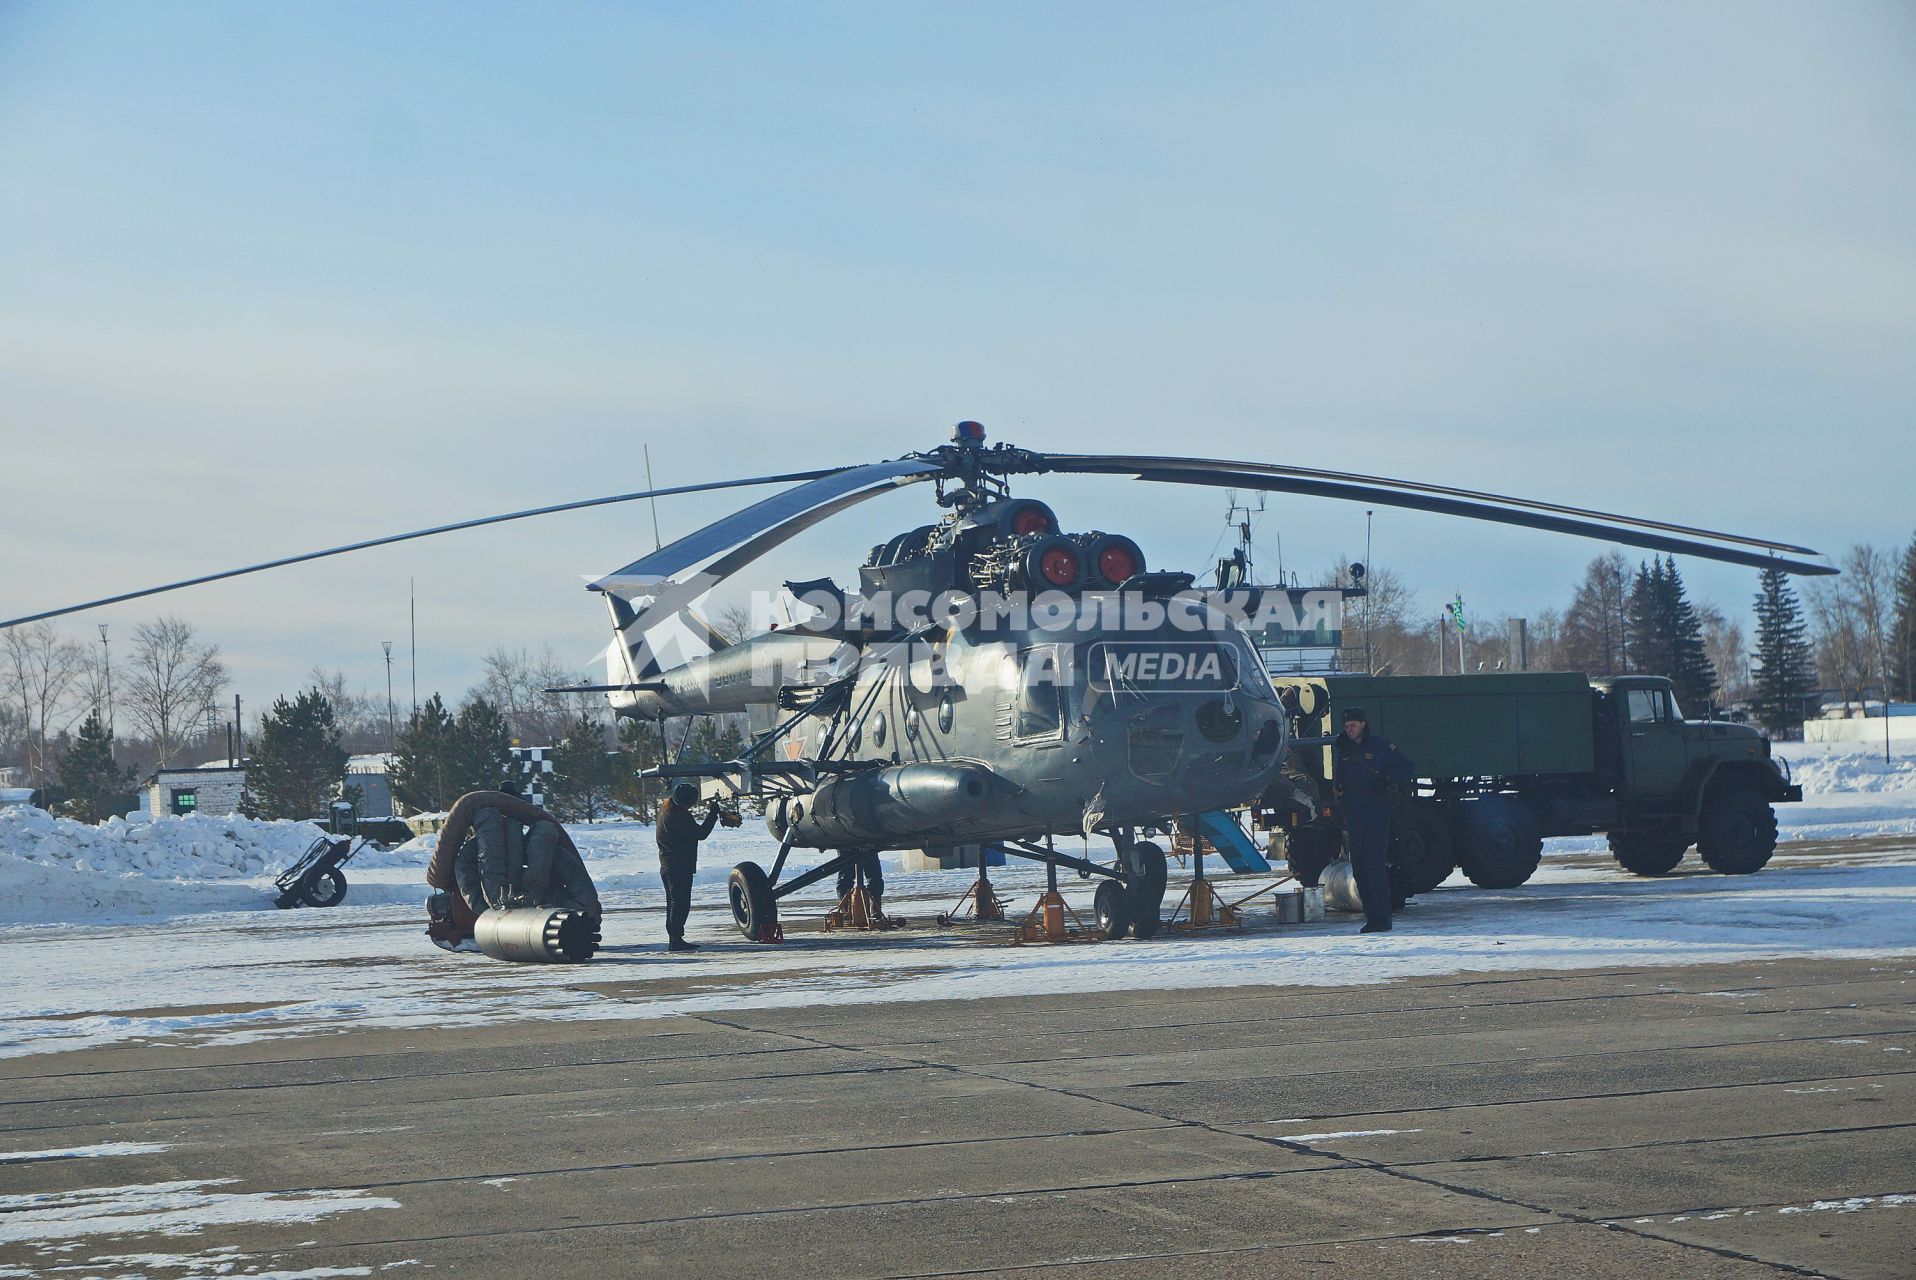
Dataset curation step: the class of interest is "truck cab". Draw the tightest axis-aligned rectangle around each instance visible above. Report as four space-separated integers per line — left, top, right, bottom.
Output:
1592 675 1799 873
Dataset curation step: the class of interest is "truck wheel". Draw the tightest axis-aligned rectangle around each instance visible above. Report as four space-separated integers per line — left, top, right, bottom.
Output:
1094 879 1132 940
1455 796 1544 889
1698 785 1778 875
1392 803 1455 894
299 868 348 908
1123 841 1168 939
1608 831 1687 876
1285 827 1339 888
728 862 778 939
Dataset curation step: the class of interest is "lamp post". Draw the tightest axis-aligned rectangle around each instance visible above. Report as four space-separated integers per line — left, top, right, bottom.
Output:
97 623 113 742
382 641 397 754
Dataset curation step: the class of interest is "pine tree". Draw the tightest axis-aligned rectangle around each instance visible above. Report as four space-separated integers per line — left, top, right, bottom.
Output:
1663 557 1718 714
1624 561 1672 677
548 714 617 823
1753 566 1816 734
1893 533 1916 702
393 694 460 813
680 717 745 763
613 718 664 819
57 713 133 824
452 697 516 797
248 690 349 820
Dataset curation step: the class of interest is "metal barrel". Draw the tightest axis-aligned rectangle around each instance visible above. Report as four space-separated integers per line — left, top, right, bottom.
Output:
472 908 601 963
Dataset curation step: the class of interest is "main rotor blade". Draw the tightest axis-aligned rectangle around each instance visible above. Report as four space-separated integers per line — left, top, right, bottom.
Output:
590 459 941 591
0 466 850 630
592 461 939 684
1037 454 1835 575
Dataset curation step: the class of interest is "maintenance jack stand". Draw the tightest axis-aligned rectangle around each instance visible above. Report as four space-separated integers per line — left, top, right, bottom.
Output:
1166 833 1245 934
937 861 1009 925
1015 841 1101 944
823 864 906 932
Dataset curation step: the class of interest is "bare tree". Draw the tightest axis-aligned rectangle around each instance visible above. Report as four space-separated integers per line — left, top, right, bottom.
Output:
75 641 112 730
1558 552 1631 676
0 699 24 775
1527 608 1564 670
711 602 757 645
307 667 392 753
1806 544 1894 714
474 645 578 746
1700 608 1750 706
1322 560 1432 675
123 617 227 766
0 622 87 786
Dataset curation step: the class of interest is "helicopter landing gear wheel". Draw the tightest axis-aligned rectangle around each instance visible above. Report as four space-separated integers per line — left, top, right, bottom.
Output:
1093 879 1131 939
728 862 780 941
1122 840 1168 939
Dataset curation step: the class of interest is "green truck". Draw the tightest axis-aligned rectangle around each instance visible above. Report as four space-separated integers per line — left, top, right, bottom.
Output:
1258 672 1803 895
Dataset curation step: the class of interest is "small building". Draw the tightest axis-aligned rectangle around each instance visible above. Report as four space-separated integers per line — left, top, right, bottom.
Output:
146 766 249 817
345 754 396 818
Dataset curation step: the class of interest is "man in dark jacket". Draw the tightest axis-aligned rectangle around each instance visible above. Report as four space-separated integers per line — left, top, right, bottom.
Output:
1333 706 1415 934
656 783 719 951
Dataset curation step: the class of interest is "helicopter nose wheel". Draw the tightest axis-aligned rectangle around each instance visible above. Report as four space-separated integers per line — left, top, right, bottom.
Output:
1093 879 1131 939
728 862 782 942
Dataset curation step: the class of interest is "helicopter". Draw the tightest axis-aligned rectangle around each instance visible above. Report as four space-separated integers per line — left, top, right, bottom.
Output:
6 421 1835 942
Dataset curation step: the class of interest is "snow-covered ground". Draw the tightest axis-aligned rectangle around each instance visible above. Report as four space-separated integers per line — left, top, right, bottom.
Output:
0 803 854 928
3 740 1911 929
1 740 1913 1062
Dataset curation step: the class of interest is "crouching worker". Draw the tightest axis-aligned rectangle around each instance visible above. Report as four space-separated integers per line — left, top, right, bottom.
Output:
656 783 720 952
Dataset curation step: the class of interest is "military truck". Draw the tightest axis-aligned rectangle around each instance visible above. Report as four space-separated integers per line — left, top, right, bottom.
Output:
1258 672 1802 894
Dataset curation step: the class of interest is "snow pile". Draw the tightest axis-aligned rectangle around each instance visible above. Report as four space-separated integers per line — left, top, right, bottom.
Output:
1779 742 1916 797
0 807 324 878
0 807 329 925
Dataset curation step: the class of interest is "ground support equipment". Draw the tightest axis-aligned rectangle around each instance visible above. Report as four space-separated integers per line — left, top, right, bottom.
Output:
822 856 905 932
937 860 1011 925
1012 843 1103 945
275 835 363 909
1165 831 1245 934
824 883 906 931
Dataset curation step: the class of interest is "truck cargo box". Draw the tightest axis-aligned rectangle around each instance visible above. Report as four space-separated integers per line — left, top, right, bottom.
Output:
1298 673 1597 781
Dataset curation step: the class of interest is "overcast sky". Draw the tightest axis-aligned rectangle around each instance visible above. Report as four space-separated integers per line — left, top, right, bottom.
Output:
3 2 1913 722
